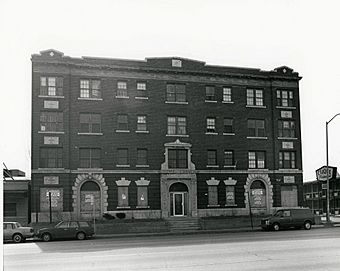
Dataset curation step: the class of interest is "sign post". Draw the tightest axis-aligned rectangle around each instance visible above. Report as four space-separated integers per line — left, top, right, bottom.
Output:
49 192 52 224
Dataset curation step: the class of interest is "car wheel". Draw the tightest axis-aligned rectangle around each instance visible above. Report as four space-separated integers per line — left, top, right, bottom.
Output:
42 233 52 242
273 223 280 231
76 232 86 240
13 233 23 243
304 221 312 230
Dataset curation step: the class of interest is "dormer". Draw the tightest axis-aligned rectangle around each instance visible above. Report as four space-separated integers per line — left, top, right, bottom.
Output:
39 49 65 58
146 57 205 70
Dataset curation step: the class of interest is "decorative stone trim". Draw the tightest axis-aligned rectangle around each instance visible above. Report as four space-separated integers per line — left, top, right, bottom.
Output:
206 177 220 186
135 177 150 186
72 173 108 219
116 177 131 186
244 173 273 214
224 177 237 186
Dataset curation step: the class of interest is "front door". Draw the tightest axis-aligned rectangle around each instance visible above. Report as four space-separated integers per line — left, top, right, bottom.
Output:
173 193 184 216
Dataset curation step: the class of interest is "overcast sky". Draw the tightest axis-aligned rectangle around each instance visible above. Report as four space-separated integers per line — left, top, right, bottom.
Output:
0 0 339 181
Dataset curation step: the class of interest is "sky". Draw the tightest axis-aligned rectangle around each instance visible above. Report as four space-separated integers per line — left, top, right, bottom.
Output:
0 0 339 181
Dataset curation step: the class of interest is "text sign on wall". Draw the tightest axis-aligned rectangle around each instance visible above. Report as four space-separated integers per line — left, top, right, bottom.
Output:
282 142 294 149
284 176 295 184
44 100 59 109
316 166 337 181
40 188 63 211
281 111 292 118
44 136 59 145
44 176 59 185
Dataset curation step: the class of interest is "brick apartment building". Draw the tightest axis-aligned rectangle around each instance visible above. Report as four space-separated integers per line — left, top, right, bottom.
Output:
31 49 303 222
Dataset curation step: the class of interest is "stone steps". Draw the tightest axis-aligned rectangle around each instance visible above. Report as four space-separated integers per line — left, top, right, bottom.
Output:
167 217 201 232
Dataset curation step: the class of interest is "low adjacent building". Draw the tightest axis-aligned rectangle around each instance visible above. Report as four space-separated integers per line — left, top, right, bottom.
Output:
3 169 31 224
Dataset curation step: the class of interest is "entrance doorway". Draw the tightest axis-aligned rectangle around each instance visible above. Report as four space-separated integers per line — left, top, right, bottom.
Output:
169 183 188 217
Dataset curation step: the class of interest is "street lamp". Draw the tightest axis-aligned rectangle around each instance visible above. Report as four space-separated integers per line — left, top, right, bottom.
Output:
326 113 340 222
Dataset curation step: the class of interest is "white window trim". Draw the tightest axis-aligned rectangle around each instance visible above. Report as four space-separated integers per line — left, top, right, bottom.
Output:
136 165 150 168
116 130 130 133
222 101 234 104
166 134 189 137
38 131 65 134
77 132 103 136
115 96 130 99
278 137 298 140
223 133 235 136
135 96 149 100
77 168 103 171
223 165 237 168
205 100 218 103
136 130 150 134
165 101 188 105
247 136 268 140
207 165 219 168
78 97 103 101
116 164 131 168
39 95 65 99
246 105 267 109
205 132 218 135
276 106 296 110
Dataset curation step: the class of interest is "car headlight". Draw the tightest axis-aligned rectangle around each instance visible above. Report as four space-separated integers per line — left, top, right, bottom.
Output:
265 220 270 225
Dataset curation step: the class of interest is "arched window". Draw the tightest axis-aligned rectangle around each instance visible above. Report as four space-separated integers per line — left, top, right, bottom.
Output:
250 180 266 208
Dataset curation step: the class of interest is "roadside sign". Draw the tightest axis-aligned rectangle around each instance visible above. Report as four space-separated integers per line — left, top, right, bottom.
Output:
316 166 337 181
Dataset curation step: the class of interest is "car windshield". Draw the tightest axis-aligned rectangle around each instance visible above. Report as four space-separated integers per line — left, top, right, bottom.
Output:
55 221 66 228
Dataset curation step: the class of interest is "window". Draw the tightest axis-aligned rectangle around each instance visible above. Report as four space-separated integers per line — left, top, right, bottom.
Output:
168 149 188 169
277 90 294 107
117 148 129 165
137 186 148 207
137 82 146 91
137 116 147 131
225 186 236 206
206 117 216 133
80 79 101 98
117 81 128 97
279 151 296 169
248 119 266 137
166 84 186 102
223 87 232 102
137 148 148 165
224 150 234 166
167 116 187 135
40 77 63 96
208 186 218 206
278 120 296 138
118 186 129 207
40 147 63 168
248 151 266 169
205 86 215 101
80 113 101 133
79 148 101 168
247 89 263 106
40 112 63 132
117 114 128 131
223 118 234 134
207 150 217 166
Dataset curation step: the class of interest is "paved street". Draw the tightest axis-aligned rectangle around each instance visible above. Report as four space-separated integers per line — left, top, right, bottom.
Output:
4 227 340 271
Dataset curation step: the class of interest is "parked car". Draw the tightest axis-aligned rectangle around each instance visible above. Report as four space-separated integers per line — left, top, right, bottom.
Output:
261 208 315 231
3 222 35 243
36 221 94 242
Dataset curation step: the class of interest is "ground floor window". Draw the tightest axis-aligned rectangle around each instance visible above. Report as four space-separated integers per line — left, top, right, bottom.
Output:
137 186 148 207
4 203 16 216
225 186 235 206
40 188 63 211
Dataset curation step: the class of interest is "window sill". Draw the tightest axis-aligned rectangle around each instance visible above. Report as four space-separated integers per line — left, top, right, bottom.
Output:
248 168 269 171
136 130 150 134
38 168 65 170
205 132 218 135
246 105 266 109
77 168 103 170
278 168 299 171
223 165 236 169
38 131 65 134
115 96 129 99
166 134 189 137
136 165 150 168
276 106 296 110
116 165 130 168
78 132 103 136
207 165 219 168
222 101 234 104
225 204 237 207
135 96 149 100
116 130 130 133
205 100 218 103
278 137 298 140
38 95 65 99
247 136 268 140
116 206 131 209
207 204 220 207
223 133 235 136
78 97 103 101
165 101 188 105
136 206 150 209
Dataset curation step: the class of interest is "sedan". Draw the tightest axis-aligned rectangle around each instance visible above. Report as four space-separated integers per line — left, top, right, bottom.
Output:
36 221 94 242
3 222 35 243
